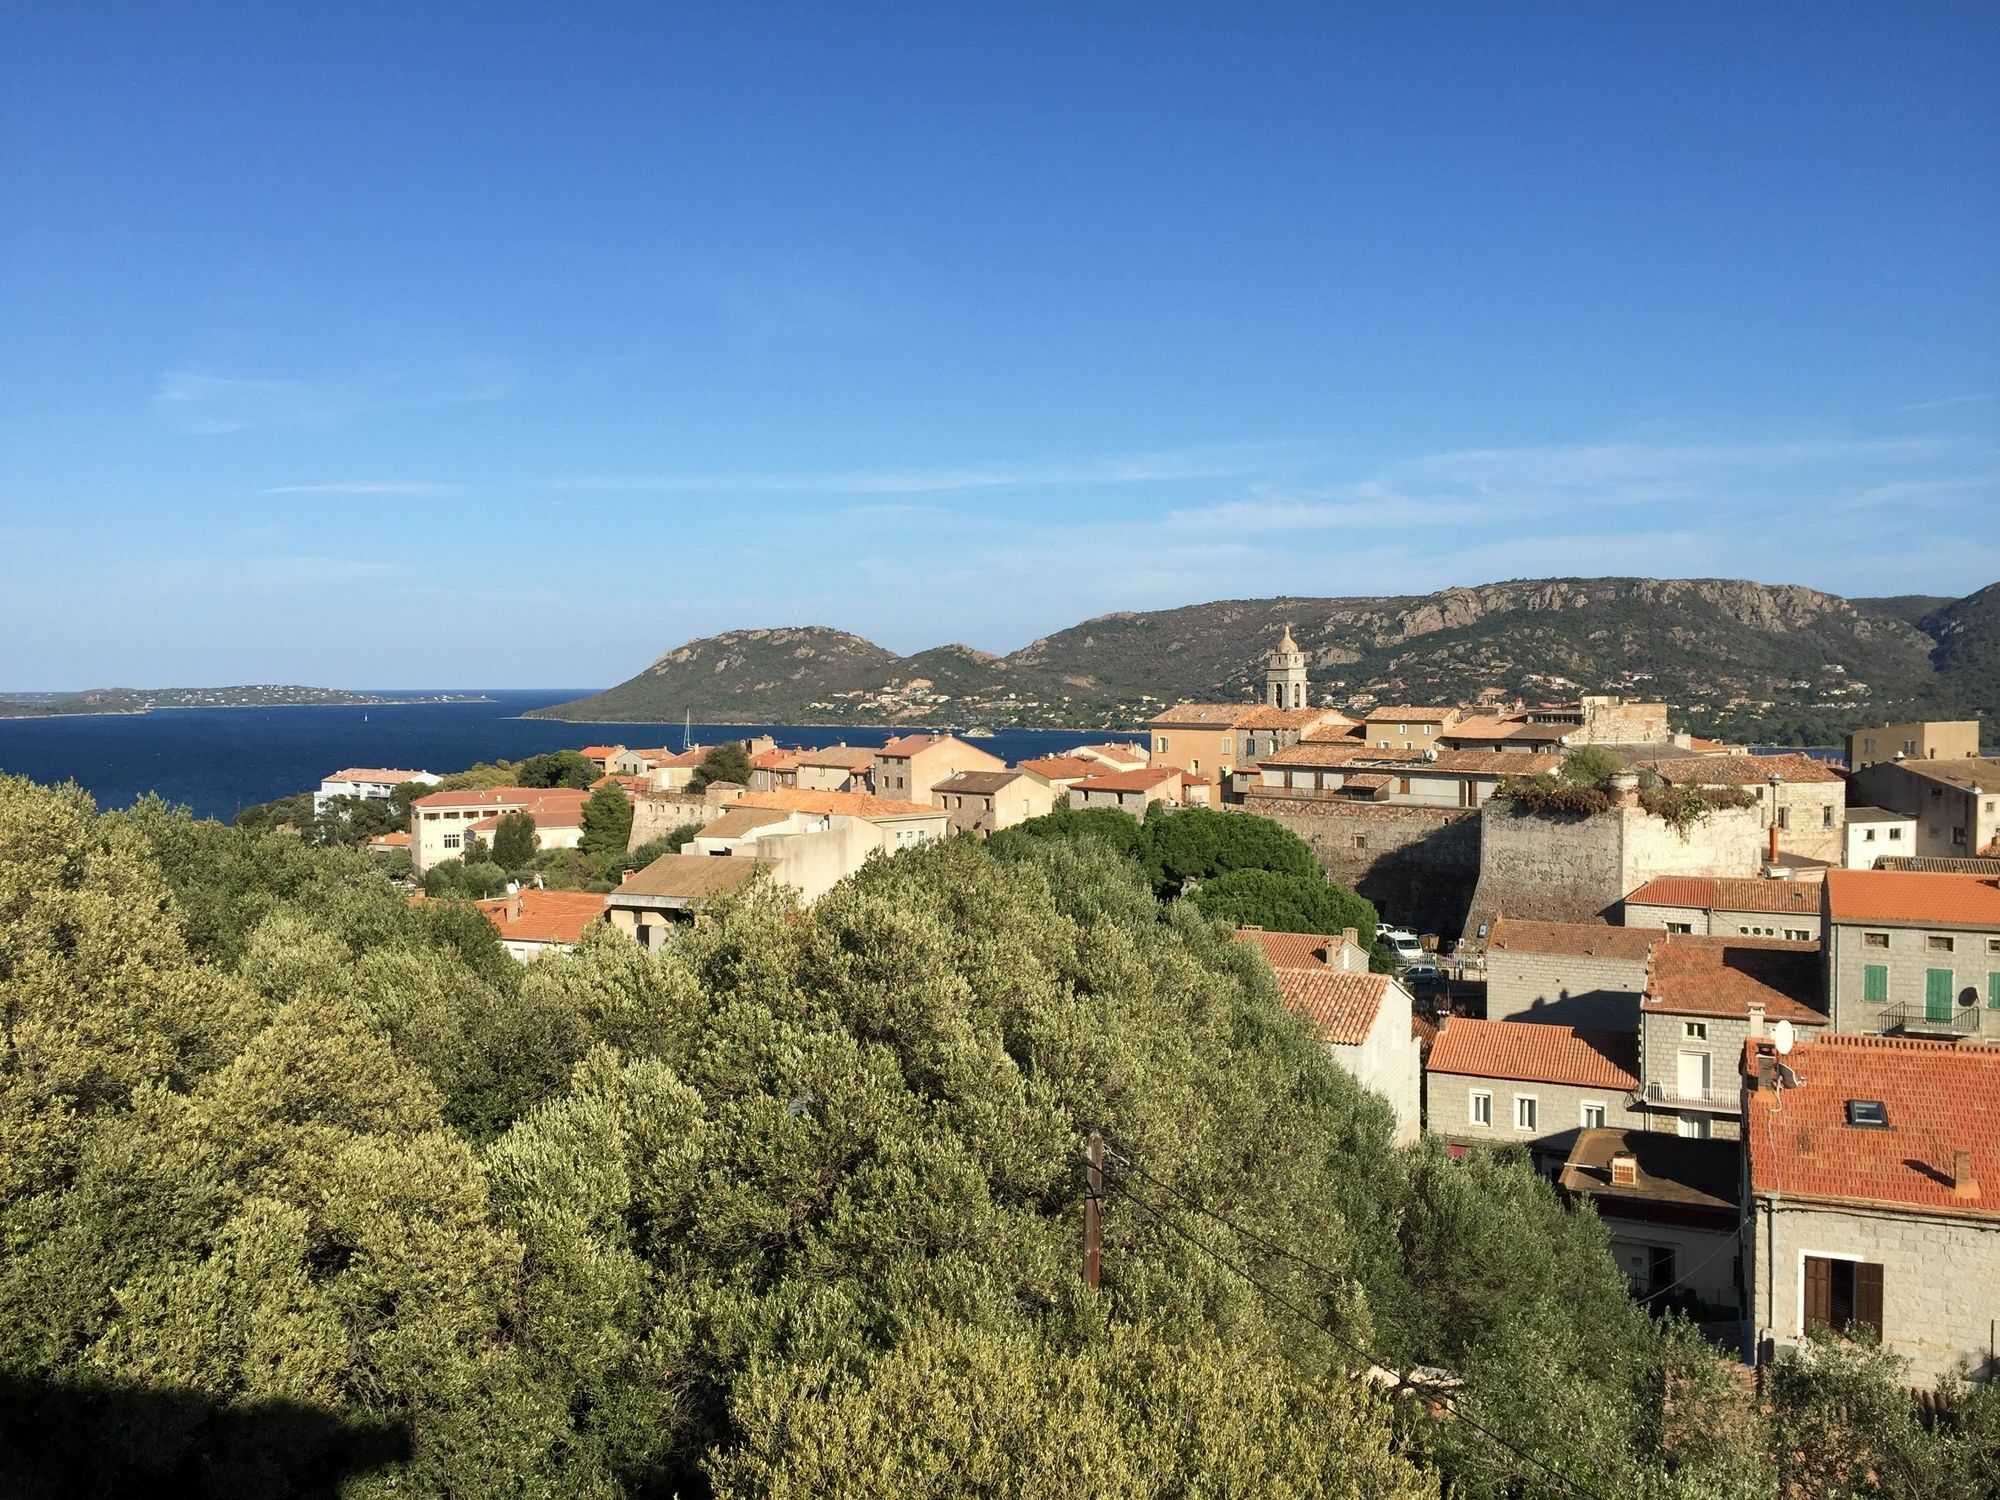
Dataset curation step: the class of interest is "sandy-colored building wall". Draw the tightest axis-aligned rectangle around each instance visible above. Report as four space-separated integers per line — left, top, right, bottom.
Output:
1332 983 1421 1145
939 777 1056 836
1846 720 1981 772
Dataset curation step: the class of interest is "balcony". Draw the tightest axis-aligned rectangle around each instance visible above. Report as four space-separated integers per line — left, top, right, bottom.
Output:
1877 1001 1982 1039
1634 1081 1740 1114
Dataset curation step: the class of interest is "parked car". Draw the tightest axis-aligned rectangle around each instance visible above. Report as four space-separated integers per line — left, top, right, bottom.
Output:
1400 961 1445 988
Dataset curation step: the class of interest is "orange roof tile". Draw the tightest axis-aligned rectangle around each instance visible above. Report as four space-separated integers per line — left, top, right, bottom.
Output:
473 889 609 946
1255 740 1386 768
1426 1018 1639 1091
1427 748 1565 776
1642 753 1844 786
877 733 943 757
1015 755 1101 782
1072 767 1185 794
738 788 941 820
323 767 433 784
1625 876 1824 917
1746 1034 2000 1219
1643 940 1825 1023
1273 969 1396 1046
1824 869 2000 928
366 830 412 848
579 745 625 759
1238 706 1344 730
1232 926 1360 969
415 786 591 815
795 745 877 769
1145 702 1261 727
749 747 806 770
591 773 653 793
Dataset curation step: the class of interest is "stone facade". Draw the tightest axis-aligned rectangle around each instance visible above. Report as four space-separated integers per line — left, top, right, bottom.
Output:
1846 719 1981 772
1635 1010 1751 1141
1747 1199 2000 1386
1242 794 1480 939
1624 897 1821 941
1426 1070 1644 1164
1824 909 2000 1039
1486 944 1648 1031
1848 759 2000 859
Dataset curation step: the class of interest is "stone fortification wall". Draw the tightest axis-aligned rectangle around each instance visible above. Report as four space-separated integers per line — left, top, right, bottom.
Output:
1241 794 1480 939
628 787 740 850
1621 802 1765 888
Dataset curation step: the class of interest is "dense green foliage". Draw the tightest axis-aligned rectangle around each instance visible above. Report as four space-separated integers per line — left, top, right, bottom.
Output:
491 809 541 869
514 750 598 790
1186 867 1378 938
1 773 1990 1498
1558 744 1625 788
688 742 753 792
578 785 635 860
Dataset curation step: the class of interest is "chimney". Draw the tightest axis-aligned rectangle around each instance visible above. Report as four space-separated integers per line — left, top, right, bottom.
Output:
1952 1148 1980 1200
1608 771 1640 808
621 868 636 885
1768 823 1781 865
1609 1153 1638 1187
509 892 523 922
1746 1000 1766 1038
1756 1052 1777 1090
1434 1012 1449 1033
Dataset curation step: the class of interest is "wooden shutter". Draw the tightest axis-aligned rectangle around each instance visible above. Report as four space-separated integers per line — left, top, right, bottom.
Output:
1854 1262 1884 1340
1804 1256 1832 1329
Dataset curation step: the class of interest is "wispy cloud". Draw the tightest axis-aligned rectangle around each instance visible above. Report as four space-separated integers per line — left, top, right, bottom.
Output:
154 361 517 434
1899 391 1999 414
260 481 467 496
537 444 1304 497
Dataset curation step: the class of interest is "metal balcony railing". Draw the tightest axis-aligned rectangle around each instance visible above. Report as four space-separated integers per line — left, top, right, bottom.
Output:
1636 1080 1740 1112
1878 1001 1981 1038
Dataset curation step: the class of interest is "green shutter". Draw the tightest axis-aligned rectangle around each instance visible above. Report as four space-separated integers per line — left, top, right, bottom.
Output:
1988 972 2000 1010
1863 964 1888 1003
1925 968 1955 1023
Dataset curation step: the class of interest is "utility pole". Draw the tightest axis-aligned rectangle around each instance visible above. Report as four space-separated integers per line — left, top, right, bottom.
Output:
1083 1130 1104 1290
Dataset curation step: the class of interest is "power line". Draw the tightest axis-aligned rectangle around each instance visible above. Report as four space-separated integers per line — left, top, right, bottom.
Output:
1101 1174 1620 1500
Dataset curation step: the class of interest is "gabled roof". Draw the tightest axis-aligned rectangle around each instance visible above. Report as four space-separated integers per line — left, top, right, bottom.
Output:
579 745 625 759
1232 926 1361 970
749 747 806 771
1237 706 1343 730
877 733 944 757
1273 969 1397 1047
1425 749 1564 776
1625 876 1823 917
1487 917 1656 962
1071 767 1184 794
323 767 432 784
1363 706 1460 723
1145 702 1260 728
1015 755 1101 782
1640 752 1844 786
613 853 769 901
933 769 1039 796
1443 717 1570 744
1254 740 1386 768
695 806 802 840
1746 1034 1999 1219
414 786 592 817
473 889 609 946
1823 869 2000 928
366 830 411 848
796 745 877 769
1426 1018 1639 1091
1559 1129 1739 1212
1643 939 1825 1023
738 788 942 821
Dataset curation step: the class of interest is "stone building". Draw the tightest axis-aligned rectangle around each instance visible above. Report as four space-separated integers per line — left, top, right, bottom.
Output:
1424 1017 1643 1174
1845 718 1982 772
1820 869 2000 1039
1145 702 1344 784
932 768 1056 835
1633 753 1846 866
1069 765 1191 818
1745 1032 2000 1387
1264 624 1309 710
872 733 1005 806
1622 875 1823 940
1484 918 1656 1031
1265 963 1421 1145
1847 757 2000 859
792 744 877 793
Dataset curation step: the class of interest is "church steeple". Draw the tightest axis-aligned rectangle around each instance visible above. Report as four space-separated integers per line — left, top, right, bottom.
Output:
1265 624 1308 709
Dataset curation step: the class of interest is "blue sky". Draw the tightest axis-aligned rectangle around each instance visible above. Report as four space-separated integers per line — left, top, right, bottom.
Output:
3 3 1996 688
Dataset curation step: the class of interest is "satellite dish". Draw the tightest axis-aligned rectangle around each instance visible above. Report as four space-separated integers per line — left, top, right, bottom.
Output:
1773 1020 1795 1055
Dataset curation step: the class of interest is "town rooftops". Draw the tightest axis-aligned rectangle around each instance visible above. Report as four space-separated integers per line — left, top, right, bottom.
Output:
1444 717 1571 744
1877 757 2000 794
579 745 625 759
932 769 1041 796
614 853 770 902
1487 917 1657 962
1426 748 1564 776
1559 1129 1739 1215
366 830 411 849
1746 1034 1999 1219
1272 969 1397 1047
1071 766 1185 794
877 733 946 757
1068 741 1150 764
473 889 609 947
323 767 433 785
591 774 653 794
1642 939 1824 1023
695 806 802 841
1823 869 2000 928
796 745 878 769
1254 739 1383 768
414 786 592 816
1640 752 1844 786
1874 856 2000 875
737 788 941 820
1145 702 1261 727
1237 705 1341 729
1624 876 1823 916
1425 1017 1640 1091
1015 755 1102 783
749 746 806 771
1363 705 1461 723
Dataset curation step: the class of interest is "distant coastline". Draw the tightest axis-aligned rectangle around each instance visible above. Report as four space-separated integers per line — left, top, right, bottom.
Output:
0 690 494 721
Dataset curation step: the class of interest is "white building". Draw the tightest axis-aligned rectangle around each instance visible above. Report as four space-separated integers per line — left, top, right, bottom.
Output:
1843 806 1918 869
314 766 436 813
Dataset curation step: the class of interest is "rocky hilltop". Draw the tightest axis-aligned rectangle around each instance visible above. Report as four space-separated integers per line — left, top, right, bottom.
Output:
530 576 1998 743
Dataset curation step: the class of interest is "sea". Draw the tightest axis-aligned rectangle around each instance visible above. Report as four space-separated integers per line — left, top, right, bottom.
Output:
0 689 1112 823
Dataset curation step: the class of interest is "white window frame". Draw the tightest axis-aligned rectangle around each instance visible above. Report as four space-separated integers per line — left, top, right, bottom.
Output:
1513 1094 1539 1132
1683 1021 1708 1040
1469 1090 1492 1127
1581 1101 1607 1130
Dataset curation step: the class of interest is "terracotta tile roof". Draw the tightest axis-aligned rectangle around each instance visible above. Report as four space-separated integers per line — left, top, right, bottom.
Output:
1232 926 1363 969
656 746 712 768
1487 917 1657 962
1746 1034 2000 1219
1071 767 1185 794
1625 876 1824 917
1642 939 1825 1023
796 745 877 769
695 806 801 840
1145 702 1261 727
749 747 806 770
1238 706 1344 730
1443 717 1570 743
1273 969 1396 1046
1411 1012 1440 1048
877 733 943 757
1426 1018 1639 1091
1881 758 2000 793
591 774 653 794
738 788 942 820
1341 773 1393 791
1824 869 2000 928
1068 742 1150 764
323 767 433 784
1560 1129 1739 1213
415 786 591 817
1426 748 1565 776
1016 755 1101 782
579 745 625 759
1254 740 1386 768
1873 856 2000 875
366 830 411 848
1641 752 1844 786
613 853 769 901
474 889 609 946
1363 706 1461 723
933 769 1036 796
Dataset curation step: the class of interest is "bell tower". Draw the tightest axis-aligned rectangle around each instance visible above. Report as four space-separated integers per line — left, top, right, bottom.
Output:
1265 624 1308 710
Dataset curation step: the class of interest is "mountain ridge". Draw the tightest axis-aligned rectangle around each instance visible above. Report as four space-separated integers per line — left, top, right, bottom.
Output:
528 576 1999 744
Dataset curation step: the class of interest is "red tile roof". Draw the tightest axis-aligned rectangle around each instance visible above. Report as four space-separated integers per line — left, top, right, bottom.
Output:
366 830 412 849
1444 717 1571 743
1746 1034 2000 1219
1145 703 1260 727
1255 740 1383 768
1072 767 1185 794
1625 876 1824 917
1363 706 1461 723
1232 926 1364 969
323 767 432 784
1273 969 1397 1046
579 745 625 759
1015 755 1101 782
738 788 941 820
1823 869 2000 928
1426 748 1565 776
473 889 608 946
878 734 943 757
591 774 653 794
1642 752 1844 786
415 786 591 816
1488 918 1657 962
1642 940 1825 1023
1426 1018 1639 1091
749 747 805 770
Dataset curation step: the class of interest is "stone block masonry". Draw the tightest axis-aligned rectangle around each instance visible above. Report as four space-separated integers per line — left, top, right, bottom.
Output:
1243 794 1480 938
